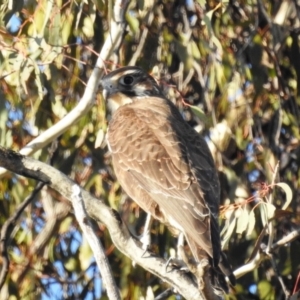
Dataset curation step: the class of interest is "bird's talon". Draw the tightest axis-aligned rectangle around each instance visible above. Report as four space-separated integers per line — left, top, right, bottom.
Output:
165 257 188 273
165 257 173 272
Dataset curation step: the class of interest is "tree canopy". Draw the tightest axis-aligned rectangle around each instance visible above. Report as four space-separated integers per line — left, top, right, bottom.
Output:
0 0 300 299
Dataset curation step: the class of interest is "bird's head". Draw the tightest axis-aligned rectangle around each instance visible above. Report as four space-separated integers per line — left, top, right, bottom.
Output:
100 66 164 113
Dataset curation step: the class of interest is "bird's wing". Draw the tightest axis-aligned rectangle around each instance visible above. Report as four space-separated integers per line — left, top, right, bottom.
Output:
107 98 220 263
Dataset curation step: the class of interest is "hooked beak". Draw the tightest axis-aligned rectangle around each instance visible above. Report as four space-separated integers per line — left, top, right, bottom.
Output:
102 88 108 100
99 78 109 100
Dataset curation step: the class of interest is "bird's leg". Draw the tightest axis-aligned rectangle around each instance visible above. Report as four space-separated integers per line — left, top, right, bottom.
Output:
177 238 212 292
177 233 196 272
139 213 153 252
133 214 153 267
165 233 189 272
177 232 185 251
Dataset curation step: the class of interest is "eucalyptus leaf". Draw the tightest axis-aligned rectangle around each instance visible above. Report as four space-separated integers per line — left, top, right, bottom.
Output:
246 209 256 237
274 182 293 210
236 207 249 234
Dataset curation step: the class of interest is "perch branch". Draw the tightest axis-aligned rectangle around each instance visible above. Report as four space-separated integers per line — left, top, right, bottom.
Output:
0 146 204 300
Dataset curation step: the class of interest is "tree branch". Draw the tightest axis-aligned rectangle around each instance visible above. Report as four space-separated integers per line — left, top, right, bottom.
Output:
0 182 45 290
0 0 130 178
71 184 121 300
0 146 204 300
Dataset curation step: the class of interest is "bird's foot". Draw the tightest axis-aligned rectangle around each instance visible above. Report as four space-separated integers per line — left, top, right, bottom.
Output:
139 229 151 252
164 256 189 273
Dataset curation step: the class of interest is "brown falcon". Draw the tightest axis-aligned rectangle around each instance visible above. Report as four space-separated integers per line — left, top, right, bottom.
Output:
100 66 235 291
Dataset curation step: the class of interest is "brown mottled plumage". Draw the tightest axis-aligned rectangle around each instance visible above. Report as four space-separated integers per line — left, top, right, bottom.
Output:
100 66 235 291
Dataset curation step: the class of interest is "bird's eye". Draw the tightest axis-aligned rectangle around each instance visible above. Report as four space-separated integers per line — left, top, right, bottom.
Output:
121 75 134 85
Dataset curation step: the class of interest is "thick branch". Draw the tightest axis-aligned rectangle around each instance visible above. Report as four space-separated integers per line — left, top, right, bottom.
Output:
0 147 203 300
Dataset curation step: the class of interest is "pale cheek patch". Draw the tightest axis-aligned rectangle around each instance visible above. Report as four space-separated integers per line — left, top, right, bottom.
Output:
136 85 148 94
107 92 133 114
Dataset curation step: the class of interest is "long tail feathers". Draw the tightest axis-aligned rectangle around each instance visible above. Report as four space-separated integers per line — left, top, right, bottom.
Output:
185 234 236 293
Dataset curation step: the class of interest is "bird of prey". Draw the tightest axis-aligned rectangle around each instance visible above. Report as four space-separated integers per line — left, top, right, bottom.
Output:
100 66 235 291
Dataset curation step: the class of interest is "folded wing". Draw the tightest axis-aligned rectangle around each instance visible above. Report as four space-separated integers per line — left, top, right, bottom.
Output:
107 97 222 267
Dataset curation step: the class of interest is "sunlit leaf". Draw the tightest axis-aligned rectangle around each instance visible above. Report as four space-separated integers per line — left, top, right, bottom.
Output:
79 237 93 270
246 209 256 237
195 0 206 8
221 215 236 249
257 280 275 300
65 257 79 272
9 250 25 264
34 62 44 100
260 203 276 226
59 216 73 234
126 14 140 34
48 2 61 46
211 35 223 54
236 207 249 234
274 182 293 210
94 128 105 149
61 13 74 44
82 16 94 38
189 105 210 125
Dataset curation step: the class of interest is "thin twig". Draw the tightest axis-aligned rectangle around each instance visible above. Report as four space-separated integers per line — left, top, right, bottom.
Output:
71 185 121 300
0 182 45 290
269 255 290 299
233 225 300 281
233 252 262 279
266 161 280 255
271 228 300 251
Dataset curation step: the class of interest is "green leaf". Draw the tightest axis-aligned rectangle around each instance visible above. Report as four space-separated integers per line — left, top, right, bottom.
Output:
189 105 210 125
257 280 275 300
0 99 12 147
94 129 105 149
64 257 79 272
246 209 256 237
211 35 223 54
126 13 140 34
236 208 249 234
195 0 206 8
79 237 93 270
59 216 73 234
48 3 62 46
260 203 276 226
10 250 25 264
34 62 44 100
82 16 95 38
235 126 248 150
191 41 201 59
221 214 236 249
274 182 293 210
